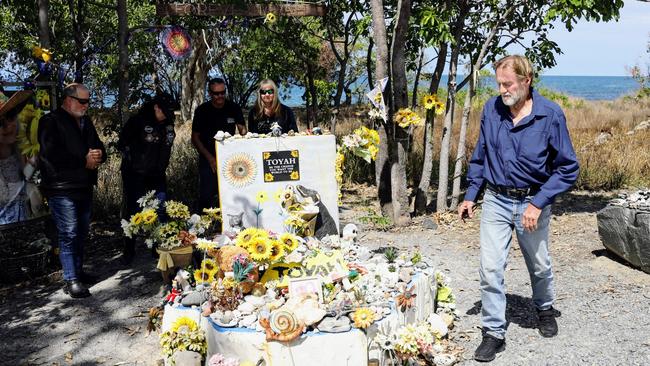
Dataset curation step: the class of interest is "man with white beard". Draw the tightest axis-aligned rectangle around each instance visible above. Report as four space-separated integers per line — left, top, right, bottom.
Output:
458 55 579 362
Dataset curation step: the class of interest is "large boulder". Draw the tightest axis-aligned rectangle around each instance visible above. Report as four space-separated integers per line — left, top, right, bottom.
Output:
597 205 650 274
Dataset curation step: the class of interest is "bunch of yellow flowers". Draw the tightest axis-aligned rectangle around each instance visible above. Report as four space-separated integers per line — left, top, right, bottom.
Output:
394 108 423 129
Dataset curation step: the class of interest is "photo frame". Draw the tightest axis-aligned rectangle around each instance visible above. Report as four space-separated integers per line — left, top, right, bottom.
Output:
288 276 323 302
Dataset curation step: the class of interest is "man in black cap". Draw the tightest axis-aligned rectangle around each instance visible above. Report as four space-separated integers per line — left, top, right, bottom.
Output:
118 92 177 264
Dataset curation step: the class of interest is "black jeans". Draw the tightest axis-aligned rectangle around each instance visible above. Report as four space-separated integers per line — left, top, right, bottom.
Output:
198 157 219 210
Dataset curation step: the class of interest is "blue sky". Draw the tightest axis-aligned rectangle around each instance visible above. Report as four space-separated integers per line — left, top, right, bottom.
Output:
544 0 650 76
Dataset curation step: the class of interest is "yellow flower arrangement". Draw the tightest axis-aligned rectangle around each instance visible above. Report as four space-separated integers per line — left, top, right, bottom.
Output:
351 307 375 329
268 240 285 262
170 316 198 333
193 269 214 283
279 233 300 252
248 236 272 262
284 215 306 231
394 108 423 128
236 227 267 249
201 258 218 274
130 212 144 226
290 171 300 180
256 190 269 204
165 201 190 220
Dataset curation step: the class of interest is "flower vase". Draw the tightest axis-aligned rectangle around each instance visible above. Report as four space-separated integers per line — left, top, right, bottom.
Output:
157 246 194 284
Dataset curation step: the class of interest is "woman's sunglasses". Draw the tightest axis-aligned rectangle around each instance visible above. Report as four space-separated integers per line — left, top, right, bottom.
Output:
259 89 275 95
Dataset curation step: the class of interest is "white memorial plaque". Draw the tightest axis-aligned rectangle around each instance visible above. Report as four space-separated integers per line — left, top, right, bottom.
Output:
215 135 339 235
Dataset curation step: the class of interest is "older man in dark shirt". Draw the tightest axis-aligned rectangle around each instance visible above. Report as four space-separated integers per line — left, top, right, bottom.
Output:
458 55 579 362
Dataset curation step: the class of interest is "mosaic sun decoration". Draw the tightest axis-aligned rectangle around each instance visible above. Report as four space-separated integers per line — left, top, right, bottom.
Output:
223 153 257 188
159 26 192 60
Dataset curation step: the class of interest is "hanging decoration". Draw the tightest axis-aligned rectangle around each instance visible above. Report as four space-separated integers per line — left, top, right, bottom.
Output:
159 26 192 60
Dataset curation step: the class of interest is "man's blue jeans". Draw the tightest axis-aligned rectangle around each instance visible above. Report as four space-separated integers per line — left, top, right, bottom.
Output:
49 195 92 281
479 189 554 339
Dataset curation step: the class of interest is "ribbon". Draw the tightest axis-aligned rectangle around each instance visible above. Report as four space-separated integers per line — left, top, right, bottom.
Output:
156 246 193 271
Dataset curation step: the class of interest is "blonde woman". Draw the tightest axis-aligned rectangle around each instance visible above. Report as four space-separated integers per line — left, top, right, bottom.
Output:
248 79 297 134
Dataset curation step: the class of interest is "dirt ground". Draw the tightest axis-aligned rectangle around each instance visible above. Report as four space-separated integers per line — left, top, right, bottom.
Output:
1 187 649 365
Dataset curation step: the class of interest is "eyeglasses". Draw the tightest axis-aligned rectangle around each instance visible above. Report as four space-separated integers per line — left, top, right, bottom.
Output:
259 89 275 95
210 90 226 96
69 96 90 105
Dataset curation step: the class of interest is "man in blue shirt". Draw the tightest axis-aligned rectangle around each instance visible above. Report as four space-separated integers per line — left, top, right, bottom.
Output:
458 55 579 362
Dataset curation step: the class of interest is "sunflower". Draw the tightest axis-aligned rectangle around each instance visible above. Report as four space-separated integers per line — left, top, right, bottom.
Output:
236 227 266 249
434 101 445 115
422 94 437 110
223 153 257 188
256 190 269 204
248 237 272 262
141 209 157 225
193 269 214 283
279 233 299 252
264 173 275 182
291 150 299 158
130 212 143 226
170 316 198 333
351 307 375 329
268 240 285 262
196 239 217 251
201 258 219 274
264 12 276 24
290 171 300 180
263 152 271 159
202 207 221 221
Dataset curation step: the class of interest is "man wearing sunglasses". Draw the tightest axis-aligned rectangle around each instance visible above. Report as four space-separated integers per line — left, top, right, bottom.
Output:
38 83 106 298
191 78 246 210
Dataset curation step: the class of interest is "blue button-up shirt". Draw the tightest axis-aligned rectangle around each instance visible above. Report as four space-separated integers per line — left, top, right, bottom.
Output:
464 88 579 209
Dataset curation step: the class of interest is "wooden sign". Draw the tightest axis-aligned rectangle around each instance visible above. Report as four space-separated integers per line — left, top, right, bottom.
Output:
156 3 327 17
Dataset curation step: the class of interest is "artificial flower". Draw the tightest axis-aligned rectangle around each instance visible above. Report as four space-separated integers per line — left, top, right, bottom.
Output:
394 108 423 128
196 239 217 251
279 232 300 252
202 207 222 221
222 276 237 289
194 269 214 283
201 258 219 274
236 227 266 249
434 100 445 115
268 240 285 262
264 12 276 24
170 316 198 333
141 209 158 225
351 307 375 328
165 200 190 220
248 237 272 262
395 285 417 312
422 94 437 110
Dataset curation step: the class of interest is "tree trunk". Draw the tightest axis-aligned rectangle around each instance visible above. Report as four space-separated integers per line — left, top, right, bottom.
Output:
366 38 374 89
436 3 467 212
389 0 412 225
37 0 50 48
180 34 209 123
369 0 393 219
449 7 511 207
414 42 448 215
306 62 318 128
450 67 475 209
411 49 424 107
333 58 348 108
67 0 84 83
117 0 128 125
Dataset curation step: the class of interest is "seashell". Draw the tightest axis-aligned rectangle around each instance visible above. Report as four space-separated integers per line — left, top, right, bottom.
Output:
269 310 300 335
244 295 266 308
214 131 225 141
433 353 456 366
239 313 258 328
224 132 232 138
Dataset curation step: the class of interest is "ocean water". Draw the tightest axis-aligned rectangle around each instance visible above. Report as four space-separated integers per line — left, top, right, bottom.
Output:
279 75 640 107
